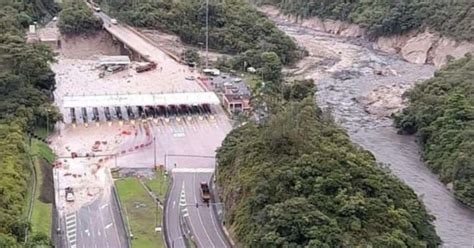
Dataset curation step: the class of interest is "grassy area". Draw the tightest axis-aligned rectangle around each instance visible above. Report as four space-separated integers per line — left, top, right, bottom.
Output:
30 139 54 235
116 178 165 248
143 174 168 201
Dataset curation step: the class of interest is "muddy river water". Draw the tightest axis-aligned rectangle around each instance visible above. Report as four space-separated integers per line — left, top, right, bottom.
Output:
271 17 474 247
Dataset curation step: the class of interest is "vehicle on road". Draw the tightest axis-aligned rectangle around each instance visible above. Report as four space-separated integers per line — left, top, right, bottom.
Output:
111 18 118 25
93 6 101 12
185 76 195 80
136 61 157 73
200 182 211 204
65 187 75 202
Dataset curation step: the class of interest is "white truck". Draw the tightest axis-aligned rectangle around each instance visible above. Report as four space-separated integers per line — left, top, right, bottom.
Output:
65 187 75 202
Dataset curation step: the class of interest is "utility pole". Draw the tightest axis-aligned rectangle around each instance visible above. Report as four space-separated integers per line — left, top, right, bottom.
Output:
153 136 157 168
205 0 209 69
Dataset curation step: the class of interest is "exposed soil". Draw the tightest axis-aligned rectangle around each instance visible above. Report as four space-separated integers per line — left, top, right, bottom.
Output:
60 32 121 59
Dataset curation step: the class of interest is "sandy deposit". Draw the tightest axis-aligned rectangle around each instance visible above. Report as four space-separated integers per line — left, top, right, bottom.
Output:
52 58 204 106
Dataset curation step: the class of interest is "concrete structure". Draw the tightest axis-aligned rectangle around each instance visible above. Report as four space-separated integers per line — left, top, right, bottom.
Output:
98 56 131 67
212 76 251 113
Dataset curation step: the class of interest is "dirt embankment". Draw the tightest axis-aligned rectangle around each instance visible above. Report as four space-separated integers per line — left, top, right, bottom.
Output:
60 32 121 59
260 5 474 68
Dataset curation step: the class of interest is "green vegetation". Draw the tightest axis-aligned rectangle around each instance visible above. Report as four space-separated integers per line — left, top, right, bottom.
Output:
217 77 440 246
30 140 54 236
181 48 200 66
104 0 300 68
116 178 165 248
258 0 474 41
0 1 59 246
58 1 102 35
144 175 168 201
395 55 474 207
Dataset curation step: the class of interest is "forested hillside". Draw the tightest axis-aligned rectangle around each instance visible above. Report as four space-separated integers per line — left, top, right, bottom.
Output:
257 0 474 40
0 1 60 246
102 0 300 66
395 55 474 207
216 83 440 247
58 1 102 35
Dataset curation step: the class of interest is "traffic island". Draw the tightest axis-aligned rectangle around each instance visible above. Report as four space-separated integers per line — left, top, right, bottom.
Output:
115 177 165 248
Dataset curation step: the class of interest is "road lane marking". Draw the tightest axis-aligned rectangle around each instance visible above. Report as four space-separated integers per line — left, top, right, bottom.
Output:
173 201 176 208
209 207 228 247
100 204 109 209
173 168 214 173
106 196 123 248
105 223 113 229
192 174 215 248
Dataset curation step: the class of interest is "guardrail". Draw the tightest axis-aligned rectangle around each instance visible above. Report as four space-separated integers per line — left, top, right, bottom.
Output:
112 184 132 248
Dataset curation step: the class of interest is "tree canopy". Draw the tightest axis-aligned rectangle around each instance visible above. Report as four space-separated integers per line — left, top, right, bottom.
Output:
0 2 59 246
103 0 300 67
217 80 440 247
257 0 474 40
395 55 474 207
58 1 102 35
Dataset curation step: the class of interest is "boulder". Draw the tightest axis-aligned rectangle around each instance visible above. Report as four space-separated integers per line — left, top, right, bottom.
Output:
401 31 438 64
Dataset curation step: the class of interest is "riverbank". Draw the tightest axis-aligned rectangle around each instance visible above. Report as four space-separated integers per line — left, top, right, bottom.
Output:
267 12 474 247
260 5 474 68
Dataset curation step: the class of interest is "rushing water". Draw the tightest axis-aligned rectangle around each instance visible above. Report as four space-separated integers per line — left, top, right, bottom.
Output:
272 18 474 247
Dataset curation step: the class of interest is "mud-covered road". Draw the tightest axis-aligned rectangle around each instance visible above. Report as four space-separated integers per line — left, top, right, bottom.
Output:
270 16 474 247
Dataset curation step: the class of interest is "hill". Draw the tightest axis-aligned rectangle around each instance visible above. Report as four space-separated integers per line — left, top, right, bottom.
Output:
257 0 474 41
395 55 474 207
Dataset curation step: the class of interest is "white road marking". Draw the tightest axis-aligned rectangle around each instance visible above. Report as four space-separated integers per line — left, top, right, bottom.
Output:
98 230 101 236
100 204 109 209
192 174 215 248
172 201 176 208
209 206 228 247
105 223 113 229
173 168 214 173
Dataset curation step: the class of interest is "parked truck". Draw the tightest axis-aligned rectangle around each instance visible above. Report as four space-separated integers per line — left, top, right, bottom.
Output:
136 61 157 73
200 182 211 204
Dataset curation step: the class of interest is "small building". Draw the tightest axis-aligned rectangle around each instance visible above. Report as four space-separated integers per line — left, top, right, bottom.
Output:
212 76 251 114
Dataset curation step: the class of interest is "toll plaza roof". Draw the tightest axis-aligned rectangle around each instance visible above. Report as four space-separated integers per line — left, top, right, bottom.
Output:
62 92 220 108
98 56 131 66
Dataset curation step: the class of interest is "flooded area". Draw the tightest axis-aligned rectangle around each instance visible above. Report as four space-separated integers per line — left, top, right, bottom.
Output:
271 16 474 247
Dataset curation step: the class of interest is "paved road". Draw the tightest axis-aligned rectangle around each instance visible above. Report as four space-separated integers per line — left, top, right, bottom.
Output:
60 188 128 248
167 172 230 248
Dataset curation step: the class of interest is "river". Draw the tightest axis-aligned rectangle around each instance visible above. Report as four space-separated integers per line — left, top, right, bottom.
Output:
270 16 474 247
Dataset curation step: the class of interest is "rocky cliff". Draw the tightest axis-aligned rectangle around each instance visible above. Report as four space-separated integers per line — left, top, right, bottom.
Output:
260 5 474 67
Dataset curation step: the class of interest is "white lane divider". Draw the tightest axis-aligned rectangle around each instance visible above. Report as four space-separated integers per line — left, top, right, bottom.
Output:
180 183 189 217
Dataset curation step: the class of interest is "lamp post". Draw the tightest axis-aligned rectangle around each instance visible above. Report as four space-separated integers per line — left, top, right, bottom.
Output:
205 0 209 69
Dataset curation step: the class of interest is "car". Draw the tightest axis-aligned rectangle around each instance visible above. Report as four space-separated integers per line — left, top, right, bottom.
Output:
65 187 75 202
93 7 101 12
111 18 118 25
185 76 195 80
52 16 58 21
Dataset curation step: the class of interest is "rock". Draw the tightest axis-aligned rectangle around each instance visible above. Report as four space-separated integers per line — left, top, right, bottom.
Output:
431 37 474 67
401 31 438 64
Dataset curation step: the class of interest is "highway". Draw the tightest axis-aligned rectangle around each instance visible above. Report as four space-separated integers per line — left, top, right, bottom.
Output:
92 10 232 248
59 188 128 248
166 172 230 248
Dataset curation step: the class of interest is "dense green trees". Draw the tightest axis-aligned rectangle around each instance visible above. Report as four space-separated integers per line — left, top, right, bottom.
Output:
395 55 474 207
0 2 58 246
258 0 474 40
58 1 102 35
217 94 440 247
104 0 300 67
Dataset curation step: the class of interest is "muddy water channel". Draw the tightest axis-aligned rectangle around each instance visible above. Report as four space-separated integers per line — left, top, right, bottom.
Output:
272 18 474 247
